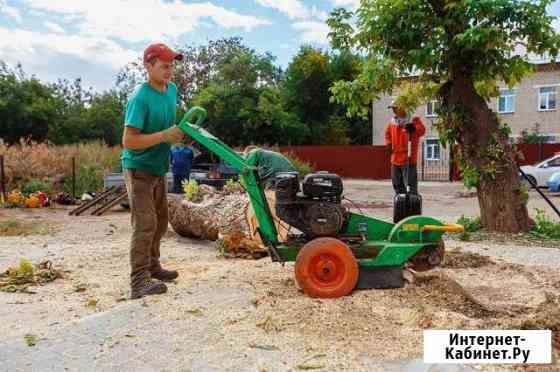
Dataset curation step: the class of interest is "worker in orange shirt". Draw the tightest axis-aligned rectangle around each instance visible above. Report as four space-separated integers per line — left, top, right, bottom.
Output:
385 101 426 195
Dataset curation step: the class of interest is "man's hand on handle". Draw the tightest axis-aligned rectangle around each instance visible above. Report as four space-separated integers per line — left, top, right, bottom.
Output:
160 126 186 144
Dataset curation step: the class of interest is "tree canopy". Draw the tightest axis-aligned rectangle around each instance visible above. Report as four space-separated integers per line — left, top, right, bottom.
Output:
327 0 560 232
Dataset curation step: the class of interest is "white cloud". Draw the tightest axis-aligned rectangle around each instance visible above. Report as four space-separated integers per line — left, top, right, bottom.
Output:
44 21 65 34
23 0 272 43
0 27 138 90
255 0 309 19
330 0 360 9
0 0 22 22
255 0 327 20
292 21 330 45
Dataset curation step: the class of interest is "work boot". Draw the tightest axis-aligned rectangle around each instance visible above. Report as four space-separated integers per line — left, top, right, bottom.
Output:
151 267 179 282
131 279 168 300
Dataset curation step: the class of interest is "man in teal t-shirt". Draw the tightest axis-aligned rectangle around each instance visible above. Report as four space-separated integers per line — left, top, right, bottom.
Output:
121 43 187 299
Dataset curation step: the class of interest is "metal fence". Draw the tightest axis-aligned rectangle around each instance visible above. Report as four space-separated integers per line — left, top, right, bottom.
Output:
419 139 452 182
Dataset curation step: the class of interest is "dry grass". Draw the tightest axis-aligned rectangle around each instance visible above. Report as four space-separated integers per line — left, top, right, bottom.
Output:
0 217 59 237
0 140 121 189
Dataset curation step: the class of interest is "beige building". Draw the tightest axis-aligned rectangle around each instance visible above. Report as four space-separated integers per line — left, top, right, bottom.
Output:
371 62 560 180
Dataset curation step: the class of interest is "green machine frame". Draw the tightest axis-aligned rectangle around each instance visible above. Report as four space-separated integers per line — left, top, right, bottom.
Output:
177 107 463 276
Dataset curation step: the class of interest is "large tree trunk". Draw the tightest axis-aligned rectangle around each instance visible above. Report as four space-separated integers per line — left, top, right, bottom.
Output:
166 188 274 259
167 188 250 240
441 73 531 233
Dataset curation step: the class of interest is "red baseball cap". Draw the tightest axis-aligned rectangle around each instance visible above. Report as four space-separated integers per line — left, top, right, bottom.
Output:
143 43 183 63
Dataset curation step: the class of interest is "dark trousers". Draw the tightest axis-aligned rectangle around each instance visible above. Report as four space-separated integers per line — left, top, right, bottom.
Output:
123 170 168 288
391 164 418 195
172 174 188 194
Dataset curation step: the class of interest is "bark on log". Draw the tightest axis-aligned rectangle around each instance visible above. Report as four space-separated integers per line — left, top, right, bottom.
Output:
167 186 251 241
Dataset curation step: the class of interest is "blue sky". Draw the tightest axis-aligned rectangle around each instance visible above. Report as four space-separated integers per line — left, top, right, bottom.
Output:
0 0 558 92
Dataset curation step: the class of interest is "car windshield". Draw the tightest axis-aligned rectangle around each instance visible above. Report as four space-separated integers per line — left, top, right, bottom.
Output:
533 156 560 167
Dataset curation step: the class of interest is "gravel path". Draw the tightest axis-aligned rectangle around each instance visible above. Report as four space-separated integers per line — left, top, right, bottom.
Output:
448 240 560 268
0 180 558 372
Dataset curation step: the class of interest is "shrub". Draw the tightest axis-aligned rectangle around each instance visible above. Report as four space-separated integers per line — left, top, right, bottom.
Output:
21 179 52 196
63 164 104 197
283 151 315 176
529 209 560 240
456 215 483 233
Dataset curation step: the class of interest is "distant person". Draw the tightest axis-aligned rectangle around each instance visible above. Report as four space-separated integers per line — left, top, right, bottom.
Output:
243 146 295 243
385 101 426 195
121 43 187 299
243 146 296 189
170 142 194 194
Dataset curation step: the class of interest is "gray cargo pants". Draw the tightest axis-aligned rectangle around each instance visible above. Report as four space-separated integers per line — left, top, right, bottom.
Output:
391 164 418 195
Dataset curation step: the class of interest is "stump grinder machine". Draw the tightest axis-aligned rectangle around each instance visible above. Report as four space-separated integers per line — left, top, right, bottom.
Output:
177 107 464 298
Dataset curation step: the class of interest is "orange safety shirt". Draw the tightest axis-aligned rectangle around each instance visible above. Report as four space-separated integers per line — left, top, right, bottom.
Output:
384 116 426 166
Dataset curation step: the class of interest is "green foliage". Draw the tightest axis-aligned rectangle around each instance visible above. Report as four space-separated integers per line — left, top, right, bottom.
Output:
327 0 560 210
117 37 281 104
63 165 103 197
529 209 560 240
283 47 331 125
518 123 549 144
222 179 244 194
519 184 529 204
0 63 125 146
2 37 371 147
283 152 315 176
48 79 124 145
457 215 483 233
183 179 200 202
329 58 396 119
24 334 38 347
456 215 483 241
21 179 52 196
0 63 57 144
283 46 371 144
392 81 441 116
9 258 35 279
457 152 480 189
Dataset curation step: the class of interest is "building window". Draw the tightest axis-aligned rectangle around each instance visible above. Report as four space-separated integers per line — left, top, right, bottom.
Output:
426 100 439 117
538 86 557 111
424 139 441 161
498 89 516 114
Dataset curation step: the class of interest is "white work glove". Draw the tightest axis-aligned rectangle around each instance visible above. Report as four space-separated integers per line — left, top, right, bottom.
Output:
160 126 185 144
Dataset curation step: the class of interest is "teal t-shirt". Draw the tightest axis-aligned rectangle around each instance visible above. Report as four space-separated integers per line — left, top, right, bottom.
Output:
248 149 296 187
121 82 177 176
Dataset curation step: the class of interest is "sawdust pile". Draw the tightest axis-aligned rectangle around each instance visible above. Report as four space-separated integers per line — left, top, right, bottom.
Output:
229 254 560 367
443 249 495 269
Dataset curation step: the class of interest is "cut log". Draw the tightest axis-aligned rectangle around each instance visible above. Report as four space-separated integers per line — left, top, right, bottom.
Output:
168 186 291 259
167 186 249 241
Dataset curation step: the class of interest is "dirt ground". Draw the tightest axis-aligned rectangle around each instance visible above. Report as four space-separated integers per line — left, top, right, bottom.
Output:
0 180 559 372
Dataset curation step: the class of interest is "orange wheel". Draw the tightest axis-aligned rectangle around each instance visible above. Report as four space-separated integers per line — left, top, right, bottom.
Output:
295 238 358 298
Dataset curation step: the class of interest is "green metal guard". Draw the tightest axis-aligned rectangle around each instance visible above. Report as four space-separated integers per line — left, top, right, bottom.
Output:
177 107 280 252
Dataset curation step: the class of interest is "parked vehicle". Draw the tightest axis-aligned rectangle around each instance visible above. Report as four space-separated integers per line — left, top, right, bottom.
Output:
189 147 240 189
519 152 560 187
